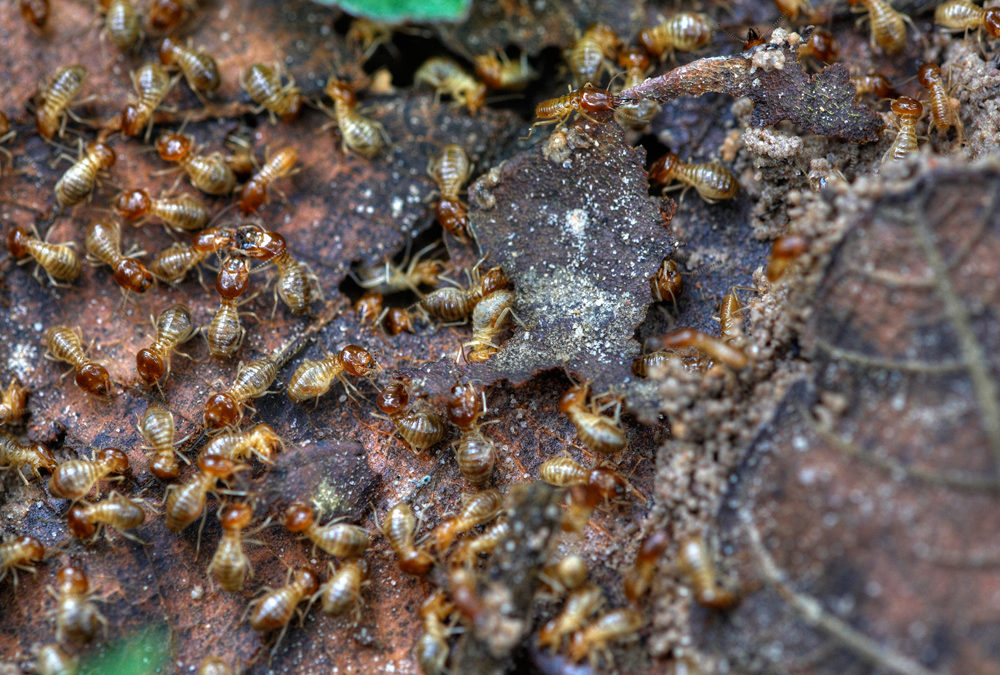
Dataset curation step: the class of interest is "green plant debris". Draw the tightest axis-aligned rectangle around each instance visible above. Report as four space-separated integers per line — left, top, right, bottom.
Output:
317 0 471 22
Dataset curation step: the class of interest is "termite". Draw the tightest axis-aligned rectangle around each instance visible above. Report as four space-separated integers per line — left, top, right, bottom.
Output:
537 584 604 650
614 47 660 131
0 379 28 426
375 379 447 453
473 49 536 90
238 146 297 214
114 189 209 232
85 219 155 293
0 429 56 483
766 234 808 282
159 37 220 93
847 0 912 54
918 63 963 140
566 22 620 86
233 228 312 315
156 132 236 195
241 63 302 123
639 13 714 59
567 608 644 665
537 456 628 501
797 28 839 64
99 0 140 51
35 65 87 140
285 502 370 558
382 502 434 576
164 453 243 532
6 225 82 283
148 0 189 32
463 288 517 363
0 534 45 584
136 303 195 384
850 72 896 100
559 383 626 455
354 243 445 294
414 57 487 114
935 0 1000 39
66 491 146 541
35 644 76 675
201 423 283 464
623 530 669 602
539 554 589 596
646 328 749 369
138 405 185 479
49 447 129 500
650 258 682 304
649 152 739 203
447 382 495 485
677 534 739 609
248 569 318 646
882 96 922 163
55 142 115 207
420 265 509 321
431 489 503 553
208 502 256 592
286 345 379 404
529 84 614 135
45 325 112 397
415 591 454 675
316 559 367 618
428 144 473 239
49 565 104 645
205 256 250 360
451 519 509 567
121 63 172 138
149 228 232 283
203 354 280 428
323 78 388 159
719 290 745 345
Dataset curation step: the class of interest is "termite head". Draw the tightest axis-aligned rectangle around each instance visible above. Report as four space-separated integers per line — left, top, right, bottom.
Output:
284 502 315 533
57 565 90 595
156 133 192 162
916 63 942 88
649 152 679 184
617 46 650 71
376 380 409 415
67 504 97 539
325 78 356 106
558 383 589 413
986 8 1000 37
194 228 233 253
215 257 249 299
891 96 923 120
6 226 29 258
88 142 116 168
75 364 112 397
136 349 166 383
234 226 286 261
114 189 151 220
446 382 482 428
97 447 129 472
578 85 613 113
114 259 154 293
340 345 378 376
204 393 240 428
220 502 254 529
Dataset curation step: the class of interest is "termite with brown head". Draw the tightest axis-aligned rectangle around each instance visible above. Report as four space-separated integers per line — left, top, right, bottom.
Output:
566 22 621 87
149 228 232 284
315 558 367 618
0 534 45 585
159 37 221 94
431 489 503 554
847 0 912 54
35 65 87 141
48 564 105 645
559 382 626 456
649 152 739 203
98 0 140 51
918 63 963 142
285 502 370 558
639 13 714 60
0 429 56 483
414 57 487 114
323 78 388 159
114 188 209 232
614 47 660 131
538 456 629 502
450 518 509 568
138 405 186 479
208 502 257 592
49 447 129 500
428 144 473 239
205 256 251 360
136 303 195 385
238 146 297 214
19 0 49 31
54 142 115 207
529 84 614 137
164 453 245 533
121 63 173 139
6 225 82 285
375 379 447 453
882 96 923 164
203 354 280 428
765 234 808 282
200 423 283 464
45 325 112 397
156 132 236 196
353 243 445 295
85 220 155 294
286 345 379 404
935 0 1000 45
247 568 319 657
67 491 147 543
241 63 302 123
446 382 496 485
850 72 896 101
381 502 434 576
0 379 28 426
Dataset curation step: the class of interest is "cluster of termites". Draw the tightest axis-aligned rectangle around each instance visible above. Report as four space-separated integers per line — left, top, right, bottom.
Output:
3 0 984 668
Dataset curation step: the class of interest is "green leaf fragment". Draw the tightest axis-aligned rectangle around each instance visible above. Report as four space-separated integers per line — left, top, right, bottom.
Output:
80 625 172 675
312 0 471 22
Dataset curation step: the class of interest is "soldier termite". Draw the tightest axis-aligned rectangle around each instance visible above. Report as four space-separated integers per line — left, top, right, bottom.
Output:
847 0 912 54
429 144 473 239
766 234 808 282
473 49 536 90
45 325 112 397
238 146 297 214
623 530 669 602
447 382 496 485
559 383 626 455
677 534 739 609
538 457 628 501
200 423 283 464
315 559 367 618
286 345 379 404
567 608 644 665
203 354 280 428
49 565 105 645
241 63 302 123
114 188 209 232
136 303 195 385
138 405 186 479
639 13 714 60
566 22 621 86
121 63 172 139
49 447 129 500
156 132 236 195
0 535 44 585
614 47 660 131
149 228 232 284
66 491 146 542
0 429 56 483
375 379 447 453
55 142 115 207
35 65 87 140
164 453 244 532
414 57 487 114
381 502 434 576
431 489 503 553
647 328 749 370
415 590 454 675
159 37 220 94
323 78 388 159
284 502 370 558
85 220 154 294
205 256 250 360
99 0 140 51
6 225 82 284
649 152 739 203
918 63 963 141
208 502 256 592
0 379 28 426
882 96 922 163
537 584 604 650
529 84 614 136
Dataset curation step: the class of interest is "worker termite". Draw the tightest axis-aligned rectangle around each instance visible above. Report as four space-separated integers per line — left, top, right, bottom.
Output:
149 228 232 284
136 303 195 385
85 220 155 294
797 28 839 64
164 453 244 532
631 350 676 377
718 289 746 346
381 502 434 576
203 354 280 428
847 0 912 54
414 57 487 114
286 345 379 404
850 72 896 100
0 379 28 426
450 518 508 567
238 146 297 214
121 63 173 138
35 644 77 675
231 223 285 261
138 405 185 479
247 569 318 646
114 188 209 232
156 132 236 195
354 243 445 295
420 265 509 321
766 234 808 282
208 502 256 592
918 63 963 141
650 258 683 304
429 144 473 239
538 456 628 501
639 13 714 60
882 96 922 163
355 291 383 326
677 534 739 609
6 225 82 284
415 590 454 675
35 65 87 140
614 47 660 131
539 554 589 596
447 382 496 485
559 383 626 455
567 608 644 665
54 142 115 207
45 325 112 397
98 0 140 51
0 535 44 585
646 328 749 370
529 84 614 135
232 227 312 314
473 49 536 90
284 502 370 558
649 152 740 203
537 584 604 650
0 429 56 482
935 0 1000 39
19 0 49 31
49 565 104 645
67 491 146 541
316 559 367 618
49 447 129 500
431 489 503 553
566 22 621 86
148 0 189 32
323 78 388 159
159 38 220 94
201 423 283 464
205 256 250 360
375 379 447 453
241 63 302 123
624 530 669 602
